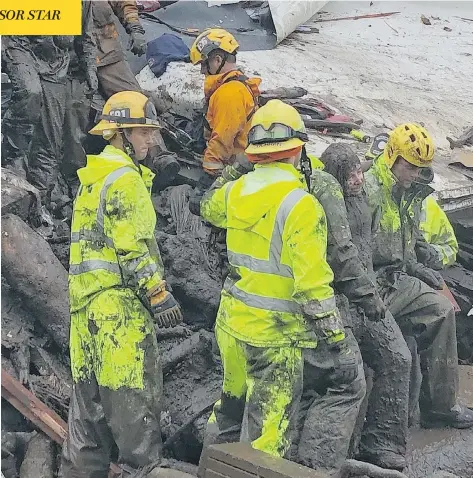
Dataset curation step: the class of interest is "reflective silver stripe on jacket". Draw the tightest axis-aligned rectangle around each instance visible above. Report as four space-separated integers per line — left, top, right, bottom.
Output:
227 188 306 278
70 166 136 275
69 260 121 275
223 277 301 314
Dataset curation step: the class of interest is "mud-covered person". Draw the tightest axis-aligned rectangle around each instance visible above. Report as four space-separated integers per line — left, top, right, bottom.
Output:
303 143 412 471
62 91 183 477
363 124 473 430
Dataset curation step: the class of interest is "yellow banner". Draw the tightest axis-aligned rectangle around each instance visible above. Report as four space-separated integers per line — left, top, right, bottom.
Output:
0 0 82 35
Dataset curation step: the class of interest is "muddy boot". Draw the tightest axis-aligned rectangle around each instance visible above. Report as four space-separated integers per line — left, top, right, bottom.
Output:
356 450 406 471
421 404 473 429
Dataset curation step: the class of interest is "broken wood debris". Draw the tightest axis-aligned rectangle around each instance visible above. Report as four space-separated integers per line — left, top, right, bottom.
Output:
1 369 123 477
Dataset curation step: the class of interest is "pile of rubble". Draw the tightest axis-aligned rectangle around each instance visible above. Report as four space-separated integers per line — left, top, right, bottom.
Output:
2 165 473 478
1 169 223 477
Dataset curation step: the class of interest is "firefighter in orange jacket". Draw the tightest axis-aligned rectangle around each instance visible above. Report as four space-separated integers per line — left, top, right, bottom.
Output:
190 29 261 177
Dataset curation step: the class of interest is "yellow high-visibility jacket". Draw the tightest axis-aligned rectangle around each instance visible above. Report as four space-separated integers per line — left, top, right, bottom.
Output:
420 195 458 267
69 145 164 313
201 162 337 348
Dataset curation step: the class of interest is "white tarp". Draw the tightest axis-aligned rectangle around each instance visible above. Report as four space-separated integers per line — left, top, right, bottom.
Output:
206 0 328 43
268 1 328 43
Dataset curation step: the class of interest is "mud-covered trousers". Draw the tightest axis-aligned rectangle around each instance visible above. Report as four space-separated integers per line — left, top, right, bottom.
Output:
62 289 163 478
27 78 67 206
97 60 141 99
202 325 303 459
1 46 42 176
352 308 411 458
294 329 366 475
379 272 458 416
62 77 91 195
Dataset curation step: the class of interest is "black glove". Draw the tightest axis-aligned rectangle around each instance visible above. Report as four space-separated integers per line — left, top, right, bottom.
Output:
317 339 359 385
150 290 183 328
362 295 386 322
189 173 215 216
411 264 444 290
416 241 443 270
130 31 147 56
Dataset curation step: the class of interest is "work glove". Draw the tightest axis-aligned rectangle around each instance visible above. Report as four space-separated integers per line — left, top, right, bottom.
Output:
149 287 183 328
311 313 358 384
189 172 215 216
85 66 99 96
410 263 444 290
416 241 443 270
362 295 386 322
130 30 147 56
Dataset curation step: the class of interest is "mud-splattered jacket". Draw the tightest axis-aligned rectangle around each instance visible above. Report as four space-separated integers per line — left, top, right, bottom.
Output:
364 153 434 283
92 0 144 67
69 145 164 312
203 70 261 175
201 162 337 348
419 195 458 268
309 157 381 321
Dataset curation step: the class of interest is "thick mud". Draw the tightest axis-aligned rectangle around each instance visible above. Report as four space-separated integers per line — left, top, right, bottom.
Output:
406 428 473 478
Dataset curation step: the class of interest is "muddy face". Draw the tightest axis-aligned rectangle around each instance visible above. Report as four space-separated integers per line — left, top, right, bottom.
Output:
345 164 364 196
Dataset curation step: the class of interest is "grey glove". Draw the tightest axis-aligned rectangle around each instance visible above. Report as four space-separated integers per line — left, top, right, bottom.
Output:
85 66 98 96
411 264 444 290
416 241 443 270
362 295 386 322
310 311 358 384
317 339 358 385
130 31 147 56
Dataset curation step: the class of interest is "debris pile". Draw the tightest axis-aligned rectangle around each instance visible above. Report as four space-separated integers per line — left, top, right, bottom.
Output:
1 168 222 477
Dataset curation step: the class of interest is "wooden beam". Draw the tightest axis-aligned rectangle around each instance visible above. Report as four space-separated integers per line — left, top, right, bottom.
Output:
1 368 123 477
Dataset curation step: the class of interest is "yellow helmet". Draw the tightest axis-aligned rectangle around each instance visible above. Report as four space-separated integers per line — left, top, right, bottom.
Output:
384 123 434 168
189 28 239 65
89 91 160 137
245 99 308 155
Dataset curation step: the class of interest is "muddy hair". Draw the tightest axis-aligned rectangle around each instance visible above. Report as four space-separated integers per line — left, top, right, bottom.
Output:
319 143 361 193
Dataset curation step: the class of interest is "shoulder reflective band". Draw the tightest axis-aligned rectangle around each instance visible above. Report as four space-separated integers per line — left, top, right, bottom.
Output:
227 188 306 278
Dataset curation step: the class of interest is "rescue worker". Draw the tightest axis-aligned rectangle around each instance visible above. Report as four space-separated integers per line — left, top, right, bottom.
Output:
198 100 364 475
189 28 261 199
364 123 473 429
62 91 183 477
63 0 98 196
92 0 146 99
416 195 458 269
313 143 411 471
2 30 96 206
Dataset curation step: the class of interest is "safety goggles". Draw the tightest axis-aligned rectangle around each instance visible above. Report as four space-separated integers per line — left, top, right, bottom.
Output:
248 123 308 145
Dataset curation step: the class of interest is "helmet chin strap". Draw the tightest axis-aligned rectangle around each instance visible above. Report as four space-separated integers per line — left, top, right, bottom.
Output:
206 52 227 75
120 129 143 175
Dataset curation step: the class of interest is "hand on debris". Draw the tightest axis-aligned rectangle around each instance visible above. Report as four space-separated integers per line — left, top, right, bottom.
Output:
363 296 386 322
414 265 444 290
130 31 147 56
150 290 183 328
